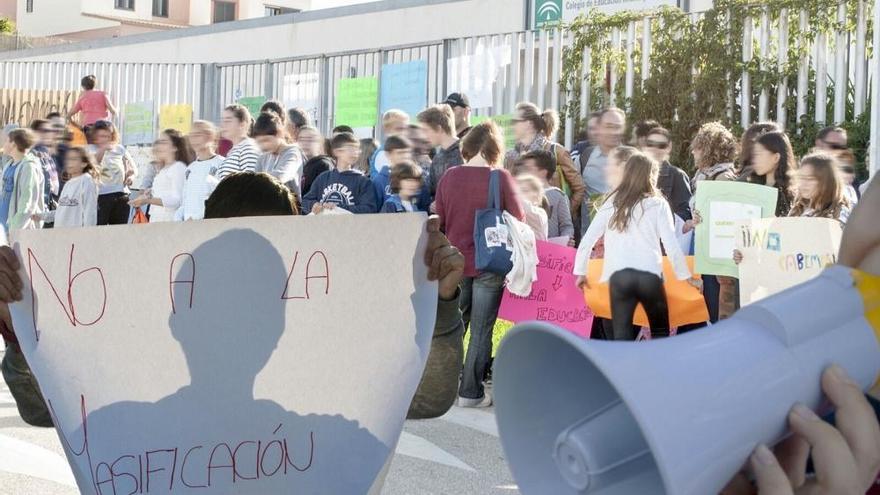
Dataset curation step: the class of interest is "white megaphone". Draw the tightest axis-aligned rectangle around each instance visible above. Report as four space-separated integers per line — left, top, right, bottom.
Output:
494 265 880 495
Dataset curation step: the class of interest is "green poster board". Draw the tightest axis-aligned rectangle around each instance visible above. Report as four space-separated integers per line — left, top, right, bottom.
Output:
122 101 154 145
238 96 267 118
694 181 779 277
472 114 516 150
335 77 379 129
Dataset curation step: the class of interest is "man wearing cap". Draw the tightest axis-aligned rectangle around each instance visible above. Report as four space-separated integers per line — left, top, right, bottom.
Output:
443 93 472 139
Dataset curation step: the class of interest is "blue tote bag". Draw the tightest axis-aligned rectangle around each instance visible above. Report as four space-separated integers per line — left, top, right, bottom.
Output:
473 169 513 275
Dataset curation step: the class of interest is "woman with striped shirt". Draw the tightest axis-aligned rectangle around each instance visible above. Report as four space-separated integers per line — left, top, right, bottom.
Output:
217 104 260 180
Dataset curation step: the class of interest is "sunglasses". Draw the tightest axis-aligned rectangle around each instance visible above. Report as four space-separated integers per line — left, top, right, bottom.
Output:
839 166 855 174
645 140 670 150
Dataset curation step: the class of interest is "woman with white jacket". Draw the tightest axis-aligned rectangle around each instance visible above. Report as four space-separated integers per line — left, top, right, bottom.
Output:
34 147 98 228
129 129 190 222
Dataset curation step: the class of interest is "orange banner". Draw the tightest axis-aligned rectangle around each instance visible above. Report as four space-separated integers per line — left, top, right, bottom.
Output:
584 257 709 328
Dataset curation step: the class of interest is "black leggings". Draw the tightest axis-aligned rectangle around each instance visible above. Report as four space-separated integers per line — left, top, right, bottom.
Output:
609 269 670 341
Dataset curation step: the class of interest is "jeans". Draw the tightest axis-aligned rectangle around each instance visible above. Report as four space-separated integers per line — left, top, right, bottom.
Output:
609 269 670 340
1 345 53 427
458 272 504 400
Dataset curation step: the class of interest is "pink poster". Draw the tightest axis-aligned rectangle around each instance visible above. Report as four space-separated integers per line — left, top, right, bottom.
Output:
498 240 593 337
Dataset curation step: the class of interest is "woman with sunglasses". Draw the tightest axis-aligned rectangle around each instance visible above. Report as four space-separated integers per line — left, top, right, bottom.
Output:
88 120 137 225
643 127 692 223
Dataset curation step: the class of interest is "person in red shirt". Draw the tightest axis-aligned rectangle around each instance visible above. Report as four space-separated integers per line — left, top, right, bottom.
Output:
434 120 524 408
67 75 117 134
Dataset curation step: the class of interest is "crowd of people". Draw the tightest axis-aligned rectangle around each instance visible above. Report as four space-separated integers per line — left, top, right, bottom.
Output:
0 75 877 405
0 71 879 494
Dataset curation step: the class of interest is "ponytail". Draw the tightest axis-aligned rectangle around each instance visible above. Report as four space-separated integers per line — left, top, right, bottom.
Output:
542 109 559 140
516 102 558 140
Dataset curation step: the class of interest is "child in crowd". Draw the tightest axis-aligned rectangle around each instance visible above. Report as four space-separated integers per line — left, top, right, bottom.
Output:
516 174 549 241
89 120 136 225
517 149 574 244
381 161 423 213
67 75 117 131
355 138 378 176
370 110 410 176
302 132 377 214
417 104 464 199
0 129 45 231
298 126 333 198
574 149 701 340
34 146 98 228
217 104 259 179
253 112 304 200
128 129 190 223
177 121 222 221
372 135 413 207
734 153 852 265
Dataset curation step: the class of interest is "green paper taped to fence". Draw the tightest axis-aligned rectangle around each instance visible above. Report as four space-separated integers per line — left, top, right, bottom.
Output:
472 114 516 150
122 101 154 145
335 78 379 129
237 96 267 118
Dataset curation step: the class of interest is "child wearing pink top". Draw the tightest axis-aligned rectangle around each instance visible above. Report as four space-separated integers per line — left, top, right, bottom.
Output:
68 75 117 127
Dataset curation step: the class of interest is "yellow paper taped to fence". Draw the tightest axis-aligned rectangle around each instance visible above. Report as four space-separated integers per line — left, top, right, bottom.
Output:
159 104 193 134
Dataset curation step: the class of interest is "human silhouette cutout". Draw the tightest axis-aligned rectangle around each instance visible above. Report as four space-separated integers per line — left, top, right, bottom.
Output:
50 230 389 494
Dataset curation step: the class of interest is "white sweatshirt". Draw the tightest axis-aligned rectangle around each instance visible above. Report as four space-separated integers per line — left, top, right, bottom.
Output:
150 161 186 223
42 173 98 228
574 196 691 282
176 156 222 221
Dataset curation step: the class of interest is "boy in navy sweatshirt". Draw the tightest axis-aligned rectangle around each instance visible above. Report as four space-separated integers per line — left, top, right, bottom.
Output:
302 132 378 214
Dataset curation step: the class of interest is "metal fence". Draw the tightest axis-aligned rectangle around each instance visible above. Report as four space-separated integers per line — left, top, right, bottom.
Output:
0 60 204 129
1 2 877 173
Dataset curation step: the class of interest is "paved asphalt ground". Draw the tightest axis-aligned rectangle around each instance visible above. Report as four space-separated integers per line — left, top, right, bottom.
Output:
0 350 519 494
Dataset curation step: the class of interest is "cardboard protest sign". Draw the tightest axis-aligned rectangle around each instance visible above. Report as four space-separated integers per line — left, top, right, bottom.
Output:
122 101 154 145
237 96 267 118
9 214 437 494
380 61 428 119
583 257 709 328
498 241 593 337
335 77 379 128
694 181 778 277
736 217 843 305
158 104 193 134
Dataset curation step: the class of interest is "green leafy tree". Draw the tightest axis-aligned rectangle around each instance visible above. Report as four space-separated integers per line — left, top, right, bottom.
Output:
0 17 14 34
559 0 873 178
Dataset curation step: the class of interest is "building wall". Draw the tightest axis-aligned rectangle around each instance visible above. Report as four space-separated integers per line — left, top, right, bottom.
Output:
15 0 118 37
5 0 524 63
0 0 16 22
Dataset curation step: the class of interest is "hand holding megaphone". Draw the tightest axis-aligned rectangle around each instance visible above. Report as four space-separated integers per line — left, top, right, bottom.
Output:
722 365 880 495
494 180 880 495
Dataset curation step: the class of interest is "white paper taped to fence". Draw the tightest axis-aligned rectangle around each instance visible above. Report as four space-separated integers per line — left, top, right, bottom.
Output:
9 214 437 494
282 72 321 125
446 44 511 109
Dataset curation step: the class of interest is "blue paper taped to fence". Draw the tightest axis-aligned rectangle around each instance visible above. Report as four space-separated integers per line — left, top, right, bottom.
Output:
379 60 428 118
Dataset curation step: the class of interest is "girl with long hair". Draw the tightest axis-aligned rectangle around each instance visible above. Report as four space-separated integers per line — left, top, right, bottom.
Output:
742 130 797 217
34 146 99 228
129 129 191 222
789 153 851 222
574 150 701 340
